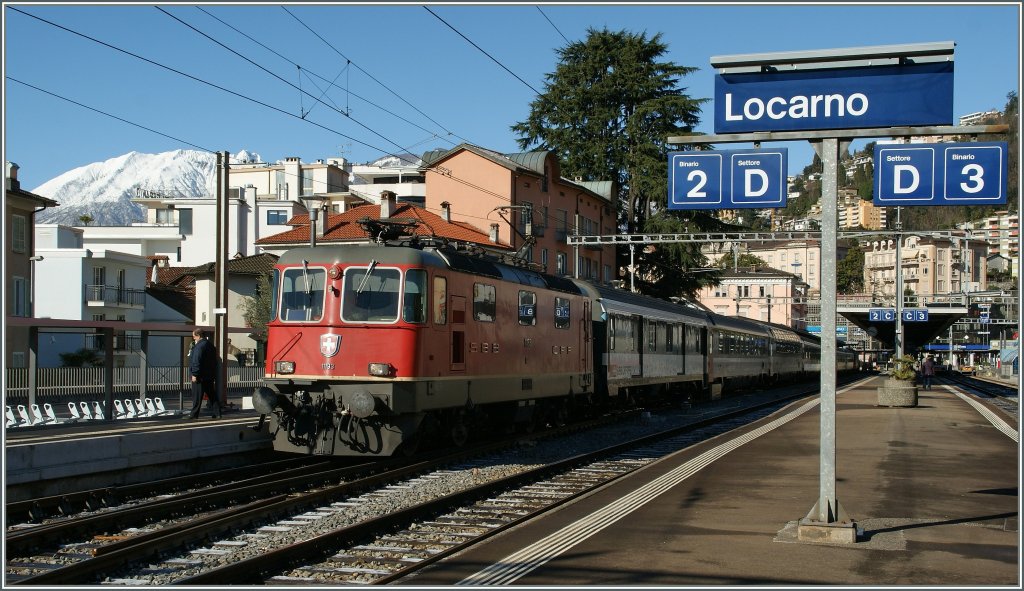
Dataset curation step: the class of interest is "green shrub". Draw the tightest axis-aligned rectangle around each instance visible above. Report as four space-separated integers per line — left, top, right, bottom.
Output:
891 354 917 381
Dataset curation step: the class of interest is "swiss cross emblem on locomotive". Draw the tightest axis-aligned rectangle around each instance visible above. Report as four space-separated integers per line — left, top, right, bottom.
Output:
320 333 341 358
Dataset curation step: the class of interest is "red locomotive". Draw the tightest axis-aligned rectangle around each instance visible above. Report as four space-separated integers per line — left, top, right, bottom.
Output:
253 240 856 457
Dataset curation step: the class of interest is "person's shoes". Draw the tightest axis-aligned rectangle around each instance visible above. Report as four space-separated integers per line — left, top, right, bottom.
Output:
185 415 198 420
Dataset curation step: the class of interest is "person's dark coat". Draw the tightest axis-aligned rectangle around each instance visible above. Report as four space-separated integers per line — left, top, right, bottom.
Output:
189 338 218 382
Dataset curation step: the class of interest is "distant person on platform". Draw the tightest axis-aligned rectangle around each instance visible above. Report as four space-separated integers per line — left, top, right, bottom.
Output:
921 354 936 390
188 329 221 419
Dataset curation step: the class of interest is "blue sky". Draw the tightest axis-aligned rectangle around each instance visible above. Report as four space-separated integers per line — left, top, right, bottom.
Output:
3 2 1020 190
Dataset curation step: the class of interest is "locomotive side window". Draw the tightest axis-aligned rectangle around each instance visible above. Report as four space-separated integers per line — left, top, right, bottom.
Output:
403 269 427 323
554 297 570 329
280 266 325 322
269 268 280 322
518 291 537 326
433 277 447 325
473 283 496 322
341 265 401 322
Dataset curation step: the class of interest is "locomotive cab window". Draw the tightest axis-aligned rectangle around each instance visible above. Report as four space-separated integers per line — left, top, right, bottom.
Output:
518 290 536 326
554 297 570 329
280 265 325 322
403 269 427 323
341 264 401 322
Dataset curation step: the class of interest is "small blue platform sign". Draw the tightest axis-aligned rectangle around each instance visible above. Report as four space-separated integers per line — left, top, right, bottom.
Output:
869 308 896 322
901 309 929 322
874 142 1007 206
668 149 788 210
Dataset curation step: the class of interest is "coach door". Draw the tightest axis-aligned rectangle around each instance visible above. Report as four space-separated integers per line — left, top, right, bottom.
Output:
449 295 466 371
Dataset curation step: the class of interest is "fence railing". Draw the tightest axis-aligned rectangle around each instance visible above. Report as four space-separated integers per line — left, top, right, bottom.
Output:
84 284 147 307
5 365 266 404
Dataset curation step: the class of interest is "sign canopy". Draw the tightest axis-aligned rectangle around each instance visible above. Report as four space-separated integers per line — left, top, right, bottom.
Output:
711 42 955 134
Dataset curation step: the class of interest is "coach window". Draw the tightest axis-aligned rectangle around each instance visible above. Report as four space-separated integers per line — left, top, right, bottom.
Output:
433 277 447 324
554 297 570 329
473 283 496 322
518 290 537 326
403 269 427 323
342 265 401 322
280 266 325 322
647 322 657 353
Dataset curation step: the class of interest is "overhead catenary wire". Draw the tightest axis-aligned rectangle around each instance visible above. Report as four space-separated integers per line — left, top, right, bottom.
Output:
195 6 451 146
8 7 599 232
536 6 569 44
282 6 469 146
424 6 542 96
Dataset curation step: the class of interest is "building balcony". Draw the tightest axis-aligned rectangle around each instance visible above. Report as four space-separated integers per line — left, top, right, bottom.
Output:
85 285 146 308
84 333 141 354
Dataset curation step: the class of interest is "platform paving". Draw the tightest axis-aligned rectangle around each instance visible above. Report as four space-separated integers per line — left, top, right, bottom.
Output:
403 375 1019 586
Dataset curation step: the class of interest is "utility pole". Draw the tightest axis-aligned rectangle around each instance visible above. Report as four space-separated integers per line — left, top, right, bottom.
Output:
215 150 230 408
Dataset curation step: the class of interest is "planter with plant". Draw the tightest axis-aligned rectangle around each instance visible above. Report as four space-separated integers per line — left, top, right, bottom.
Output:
877 354 918 407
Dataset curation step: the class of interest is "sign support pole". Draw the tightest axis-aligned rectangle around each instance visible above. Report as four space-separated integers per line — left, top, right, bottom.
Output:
800 137 854 541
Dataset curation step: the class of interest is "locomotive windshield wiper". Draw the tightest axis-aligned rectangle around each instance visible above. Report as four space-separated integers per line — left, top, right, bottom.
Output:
356 259 378 294
301 259 312 300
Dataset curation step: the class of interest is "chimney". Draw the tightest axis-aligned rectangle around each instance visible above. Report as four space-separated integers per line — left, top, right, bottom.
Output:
489 223 499 243
380 190 397 218
441 201 451 222
317 203 327 238
6 161 19 191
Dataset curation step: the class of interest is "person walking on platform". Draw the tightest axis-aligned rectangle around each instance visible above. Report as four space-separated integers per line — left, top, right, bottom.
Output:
921 354 936 390
187 329 221 419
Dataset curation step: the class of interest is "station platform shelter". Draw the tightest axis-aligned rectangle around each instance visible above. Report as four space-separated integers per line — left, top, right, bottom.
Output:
838 297 966 355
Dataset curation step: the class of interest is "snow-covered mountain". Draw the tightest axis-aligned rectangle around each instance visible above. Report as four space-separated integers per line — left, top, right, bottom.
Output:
32 149 262 226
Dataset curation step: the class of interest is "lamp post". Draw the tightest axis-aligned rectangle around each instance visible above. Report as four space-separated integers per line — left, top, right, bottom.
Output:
300 194 327 248
29 255 43 317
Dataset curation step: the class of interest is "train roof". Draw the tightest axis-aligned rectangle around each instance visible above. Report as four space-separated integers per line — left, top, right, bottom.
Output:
276 243 583 295
575 281 713 326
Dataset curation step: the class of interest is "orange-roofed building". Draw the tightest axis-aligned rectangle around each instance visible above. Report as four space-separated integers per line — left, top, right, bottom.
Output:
255 192 509 255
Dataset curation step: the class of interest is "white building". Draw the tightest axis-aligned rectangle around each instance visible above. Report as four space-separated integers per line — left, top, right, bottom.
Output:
32 224 186 367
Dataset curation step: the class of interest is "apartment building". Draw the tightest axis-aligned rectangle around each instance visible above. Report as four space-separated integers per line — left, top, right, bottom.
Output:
704 239 850 296
32 224 152 367
421 144 616 282
863 235 988 298
694 267 808 329
5 162 59 367
966 211 1019 264
837 189 887 230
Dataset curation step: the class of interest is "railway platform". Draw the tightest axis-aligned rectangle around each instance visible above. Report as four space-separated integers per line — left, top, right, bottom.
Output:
4 400 270 501
403 375 1020 586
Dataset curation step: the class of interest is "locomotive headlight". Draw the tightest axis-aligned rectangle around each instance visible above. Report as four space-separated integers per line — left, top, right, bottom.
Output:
368 362 393 377
275 360 296 374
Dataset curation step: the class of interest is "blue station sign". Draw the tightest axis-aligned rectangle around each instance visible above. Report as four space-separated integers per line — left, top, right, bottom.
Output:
668 149 788 210
869 308 896 322
901 309 929 322
873 142 1008 206
714 62 953 134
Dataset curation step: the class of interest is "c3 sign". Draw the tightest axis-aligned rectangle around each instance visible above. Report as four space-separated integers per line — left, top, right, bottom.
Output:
714 62 954 134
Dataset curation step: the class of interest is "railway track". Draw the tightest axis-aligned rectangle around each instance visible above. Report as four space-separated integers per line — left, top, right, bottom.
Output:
941 372 1018 418
5 376 857 585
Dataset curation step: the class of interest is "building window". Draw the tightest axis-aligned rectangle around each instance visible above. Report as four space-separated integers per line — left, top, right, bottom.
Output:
301 169 314 195
12 276 28 316
12 214 26 253
541 248 549 270
11 352 25 368
267 210 288 225
556 253 567 275
156 209 174 225
178 208 193 235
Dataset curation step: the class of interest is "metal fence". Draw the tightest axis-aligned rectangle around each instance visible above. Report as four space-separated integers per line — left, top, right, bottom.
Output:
5 365 266 407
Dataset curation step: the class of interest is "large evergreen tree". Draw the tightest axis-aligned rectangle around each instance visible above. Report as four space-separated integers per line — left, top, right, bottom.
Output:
512 28 717 297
